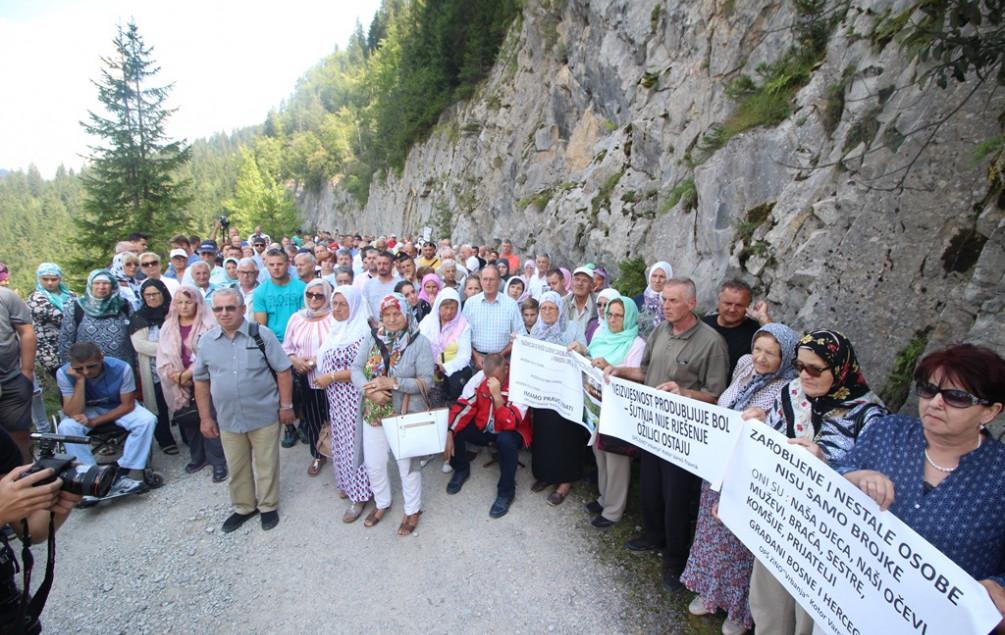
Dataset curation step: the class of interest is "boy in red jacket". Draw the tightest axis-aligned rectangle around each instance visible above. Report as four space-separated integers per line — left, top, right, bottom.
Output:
443 353 530 518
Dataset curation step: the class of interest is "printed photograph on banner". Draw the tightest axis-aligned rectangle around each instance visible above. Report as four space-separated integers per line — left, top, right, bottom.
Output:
572 351 602 437
717 420 1001 635
598 376 743 489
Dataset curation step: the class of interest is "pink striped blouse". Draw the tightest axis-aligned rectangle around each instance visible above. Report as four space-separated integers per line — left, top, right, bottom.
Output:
282 312 336 389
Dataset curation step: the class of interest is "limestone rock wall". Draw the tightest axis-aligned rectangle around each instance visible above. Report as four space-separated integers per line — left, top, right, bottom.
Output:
297 0 1005 407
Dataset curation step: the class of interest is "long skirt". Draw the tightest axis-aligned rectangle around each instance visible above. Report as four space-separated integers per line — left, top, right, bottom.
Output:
530 407 588 484
319 340 372 504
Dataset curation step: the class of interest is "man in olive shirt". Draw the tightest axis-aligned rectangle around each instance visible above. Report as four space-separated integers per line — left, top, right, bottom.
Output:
194 288 294 534
606 278 729 592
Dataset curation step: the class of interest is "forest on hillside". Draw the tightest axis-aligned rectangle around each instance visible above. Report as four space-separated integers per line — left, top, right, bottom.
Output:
0 0 521 291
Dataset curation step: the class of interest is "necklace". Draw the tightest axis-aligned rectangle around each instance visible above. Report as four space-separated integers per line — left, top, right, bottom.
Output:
924 436 982 473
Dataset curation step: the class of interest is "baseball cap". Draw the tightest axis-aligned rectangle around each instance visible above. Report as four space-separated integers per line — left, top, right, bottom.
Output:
197 241 218 254
573 265 595 278
169 248 188 259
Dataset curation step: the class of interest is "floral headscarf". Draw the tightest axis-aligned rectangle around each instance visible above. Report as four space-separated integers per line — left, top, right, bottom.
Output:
725 323 800 410
35 262 72 311
362 292 419 425
77 269 127 319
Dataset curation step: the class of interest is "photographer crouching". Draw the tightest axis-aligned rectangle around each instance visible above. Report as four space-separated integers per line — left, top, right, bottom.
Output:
0 425 79 634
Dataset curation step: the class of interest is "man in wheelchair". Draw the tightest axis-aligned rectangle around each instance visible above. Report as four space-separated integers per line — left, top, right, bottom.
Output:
54 342 155 500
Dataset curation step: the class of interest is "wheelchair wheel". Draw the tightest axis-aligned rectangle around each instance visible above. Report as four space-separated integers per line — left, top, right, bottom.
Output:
143 469 165 489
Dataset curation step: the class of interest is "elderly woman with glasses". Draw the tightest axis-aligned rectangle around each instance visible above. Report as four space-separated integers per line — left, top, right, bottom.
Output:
741 329 886 634
282 279 336 476
831 344 1005 633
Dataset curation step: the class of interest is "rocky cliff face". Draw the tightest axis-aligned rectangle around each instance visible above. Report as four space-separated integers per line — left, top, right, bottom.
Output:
298 0 1005 409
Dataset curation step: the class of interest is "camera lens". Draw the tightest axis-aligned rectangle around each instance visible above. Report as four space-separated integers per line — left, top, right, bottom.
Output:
59 464 116 498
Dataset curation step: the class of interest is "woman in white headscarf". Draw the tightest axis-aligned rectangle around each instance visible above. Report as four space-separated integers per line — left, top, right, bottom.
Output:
632 261 672 335
528 291 584 506
418 287 472 405
315 286 374 523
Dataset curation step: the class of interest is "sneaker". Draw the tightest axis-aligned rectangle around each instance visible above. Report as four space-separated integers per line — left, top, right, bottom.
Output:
489 495 513 519
721 618 747 635
221 510 258 533
260 510 279 531
662 569 684 593
441 462 453 474
688 595 712 616
585 500 603 515
281 426 298 448
591 515 615 529
109 476 144 496
445 468 470 495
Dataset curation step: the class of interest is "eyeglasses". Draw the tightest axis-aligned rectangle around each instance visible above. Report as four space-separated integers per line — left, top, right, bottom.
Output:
71 363 100 372
793 359 830 378
211 305 240 313
305 292 326 300
142 292 162 299
608 311 625 320
140 261 159 267
237 270 257 275
915 381 991 408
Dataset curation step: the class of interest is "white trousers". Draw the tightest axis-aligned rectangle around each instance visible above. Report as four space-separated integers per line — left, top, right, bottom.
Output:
362 422 421 515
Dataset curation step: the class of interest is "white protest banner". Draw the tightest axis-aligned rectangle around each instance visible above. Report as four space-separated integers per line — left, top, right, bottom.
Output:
509 336 583 424
598 376 743 489
718 420 1001 635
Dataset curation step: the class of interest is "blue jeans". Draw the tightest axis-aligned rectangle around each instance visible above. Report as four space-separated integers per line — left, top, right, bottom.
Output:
450 426 523 498
57 405 156 470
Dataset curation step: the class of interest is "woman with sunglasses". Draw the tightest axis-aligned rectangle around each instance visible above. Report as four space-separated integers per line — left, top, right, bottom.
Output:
832 344 1005 631
741 328 886 634
282 279 336 476
129 279 179 456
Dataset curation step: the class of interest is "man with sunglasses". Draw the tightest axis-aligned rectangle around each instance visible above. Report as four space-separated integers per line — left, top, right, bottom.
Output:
55 342 156 499
193 288 293 533
137 252 179 296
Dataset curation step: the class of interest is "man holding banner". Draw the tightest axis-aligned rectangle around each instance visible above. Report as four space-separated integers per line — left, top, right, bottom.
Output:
606 278 729 591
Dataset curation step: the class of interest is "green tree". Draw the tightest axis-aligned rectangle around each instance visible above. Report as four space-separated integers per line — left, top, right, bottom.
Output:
225 148 298 237
78 20 191 266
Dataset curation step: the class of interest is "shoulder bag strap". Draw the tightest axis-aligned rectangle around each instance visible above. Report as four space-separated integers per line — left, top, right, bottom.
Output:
248 322 277 381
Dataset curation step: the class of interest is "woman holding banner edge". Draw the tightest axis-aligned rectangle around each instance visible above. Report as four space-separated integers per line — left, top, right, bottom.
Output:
680 323 800 635
832 344 1005 631
741 329 886 635
568 291 646 527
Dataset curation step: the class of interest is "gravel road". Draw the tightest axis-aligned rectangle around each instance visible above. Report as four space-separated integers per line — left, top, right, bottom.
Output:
33 443 723 634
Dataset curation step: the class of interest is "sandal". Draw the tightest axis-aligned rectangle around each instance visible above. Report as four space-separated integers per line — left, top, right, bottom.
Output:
397 511 422 536
307 457 326 477
342 501 366 524
547 486 570 507
363 507 387 528
161 444 180 456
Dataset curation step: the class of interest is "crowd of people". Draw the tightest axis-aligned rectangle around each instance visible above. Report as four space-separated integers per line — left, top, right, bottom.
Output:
0 222 1002 635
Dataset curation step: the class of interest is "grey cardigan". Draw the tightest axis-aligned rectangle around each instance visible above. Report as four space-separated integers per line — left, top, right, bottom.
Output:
351 332 436 417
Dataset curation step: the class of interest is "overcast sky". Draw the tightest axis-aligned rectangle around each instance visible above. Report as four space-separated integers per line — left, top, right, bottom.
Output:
0 0 381 177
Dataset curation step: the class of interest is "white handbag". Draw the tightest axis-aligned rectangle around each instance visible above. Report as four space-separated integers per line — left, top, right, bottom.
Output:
381 379 449 460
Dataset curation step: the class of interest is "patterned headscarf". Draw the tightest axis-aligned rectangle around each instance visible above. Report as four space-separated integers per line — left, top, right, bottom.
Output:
77 269 126 319
796 329 875 424
110 253 140 290
35 262 72 311
726 323 800 410
530 291 572 345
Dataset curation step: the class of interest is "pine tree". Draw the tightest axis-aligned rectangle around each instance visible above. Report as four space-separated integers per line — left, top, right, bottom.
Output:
78 21 191 265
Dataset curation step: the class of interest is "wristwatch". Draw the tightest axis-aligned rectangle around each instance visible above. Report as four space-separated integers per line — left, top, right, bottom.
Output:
280 403 294 410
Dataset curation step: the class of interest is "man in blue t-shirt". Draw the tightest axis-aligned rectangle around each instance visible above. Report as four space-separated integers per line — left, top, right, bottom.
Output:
56 342 155 497
253 247 305 344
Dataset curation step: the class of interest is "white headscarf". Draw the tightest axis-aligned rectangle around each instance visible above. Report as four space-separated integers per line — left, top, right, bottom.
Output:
418 287 467 359
317 285 372 357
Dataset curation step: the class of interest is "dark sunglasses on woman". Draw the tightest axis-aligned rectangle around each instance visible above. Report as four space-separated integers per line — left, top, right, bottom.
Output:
915 381 992 408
